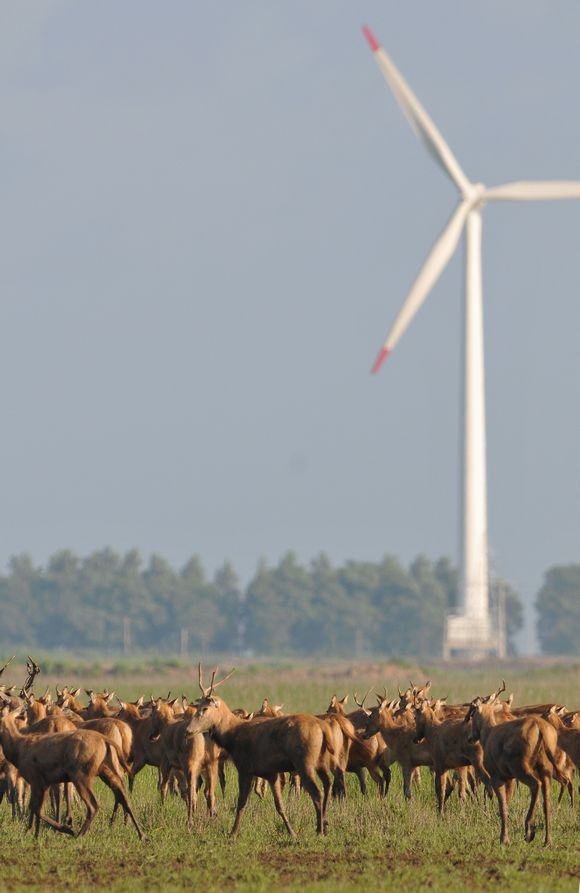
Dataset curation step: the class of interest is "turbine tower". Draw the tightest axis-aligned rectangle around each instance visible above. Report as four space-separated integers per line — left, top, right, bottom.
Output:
362 26 580 659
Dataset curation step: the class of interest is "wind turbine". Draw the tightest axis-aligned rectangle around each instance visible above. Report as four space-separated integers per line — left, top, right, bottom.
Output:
362 26 580 657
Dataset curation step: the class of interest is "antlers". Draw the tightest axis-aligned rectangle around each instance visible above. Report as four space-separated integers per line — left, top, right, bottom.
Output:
20 656 41 698
353 687 373 709
197 663 236 698
0 655 15 678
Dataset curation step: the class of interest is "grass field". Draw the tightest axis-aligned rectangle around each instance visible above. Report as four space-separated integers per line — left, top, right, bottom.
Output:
2 659 580 892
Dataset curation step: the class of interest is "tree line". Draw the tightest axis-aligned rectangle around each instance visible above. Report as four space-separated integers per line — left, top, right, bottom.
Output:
0 548 530 656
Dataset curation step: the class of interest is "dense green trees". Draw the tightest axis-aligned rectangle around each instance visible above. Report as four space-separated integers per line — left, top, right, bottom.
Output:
536 565 580 655
0 548 525 657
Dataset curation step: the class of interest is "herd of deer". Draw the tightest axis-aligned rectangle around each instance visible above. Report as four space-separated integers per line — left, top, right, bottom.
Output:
1 656 579 848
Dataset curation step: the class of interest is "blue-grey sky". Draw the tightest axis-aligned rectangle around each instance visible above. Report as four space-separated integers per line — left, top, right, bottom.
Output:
1 2 579 650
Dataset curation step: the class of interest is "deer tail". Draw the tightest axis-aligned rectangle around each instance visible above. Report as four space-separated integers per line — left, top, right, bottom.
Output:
328 714 372 753
321 722 335 757
106 740 131 776
542 735 568 786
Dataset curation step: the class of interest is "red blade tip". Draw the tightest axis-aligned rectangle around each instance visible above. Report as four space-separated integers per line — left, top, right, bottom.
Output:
371 346 390 374
362 25 380 53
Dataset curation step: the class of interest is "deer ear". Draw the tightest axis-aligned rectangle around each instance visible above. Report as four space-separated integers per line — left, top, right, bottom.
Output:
261 698 269 710
136 696 144 708
71 689 80 698
106 692 115 704
246 712 254 721
329 695 337 707
340 695 348 705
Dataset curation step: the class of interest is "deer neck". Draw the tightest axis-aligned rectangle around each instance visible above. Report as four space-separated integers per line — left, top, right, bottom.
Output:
0 715 24 764
421 709 440 740
207 702 244 748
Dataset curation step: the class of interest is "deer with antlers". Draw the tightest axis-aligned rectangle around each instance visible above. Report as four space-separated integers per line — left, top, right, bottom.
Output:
326 692 390 796
150 696 221 828
465 681 567 846
188 665 335 836
412 697 490 814
362 693 432 799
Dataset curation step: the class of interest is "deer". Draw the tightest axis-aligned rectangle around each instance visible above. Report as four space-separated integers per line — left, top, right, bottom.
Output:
541 705 579 805
465 681 567 846
187 665 335 837
0 703 144 839
362 695 433 799
327 693 390 796
0 739 25 819
150 698 220 828
412 697 491 814
116 697 163 791
83 690 117 719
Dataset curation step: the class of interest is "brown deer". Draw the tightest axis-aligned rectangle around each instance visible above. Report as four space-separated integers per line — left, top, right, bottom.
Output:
363 696 432 798
412 697 490 814
151 699 220 828
327 693 390 796
466 682 567 846
541 705 579 804
116 698 162 791
188 665 334 837
0 704 144 839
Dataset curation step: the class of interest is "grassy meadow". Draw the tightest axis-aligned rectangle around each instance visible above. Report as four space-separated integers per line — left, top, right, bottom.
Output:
1 658 580 892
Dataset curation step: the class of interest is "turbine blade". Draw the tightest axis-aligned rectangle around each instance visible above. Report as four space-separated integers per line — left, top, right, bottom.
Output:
371 200 471 373
362 25 471 194
485 180 580 201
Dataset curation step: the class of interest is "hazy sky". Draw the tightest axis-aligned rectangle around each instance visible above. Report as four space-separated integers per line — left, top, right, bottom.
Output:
1 2 579 650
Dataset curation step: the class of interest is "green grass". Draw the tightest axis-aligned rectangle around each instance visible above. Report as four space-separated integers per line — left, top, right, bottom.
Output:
2 661 580 892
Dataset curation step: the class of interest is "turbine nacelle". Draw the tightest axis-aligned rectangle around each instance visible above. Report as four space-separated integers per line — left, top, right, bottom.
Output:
463 182 486 206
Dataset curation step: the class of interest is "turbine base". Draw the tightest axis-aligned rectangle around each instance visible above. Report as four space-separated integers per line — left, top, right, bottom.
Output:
443 612 505 660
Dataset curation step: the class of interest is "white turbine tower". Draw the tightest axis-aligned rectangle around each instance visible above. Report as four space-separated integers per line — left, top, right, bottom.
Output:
363 26 580 658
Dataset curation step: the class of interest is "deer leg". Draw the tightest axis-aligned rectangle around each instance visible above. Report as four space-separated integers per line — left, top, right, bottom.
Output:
50 784 60 823
353 767 367 796
402 766 413 800
524 777 540 843
185 768 197 830
435 770 448 815
268 774 297 837
541 775 552 847
201 761 218 818
218 759 227 797
317 766 332 833
331 766 347 801
32 785 76 837
290 772 301 796
299 769 324 835
74 780 98 837
254 777 265 799
99 765 144 840
494 783 509 844
230 772 253 837
505 777 516 805
158 758 171 804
